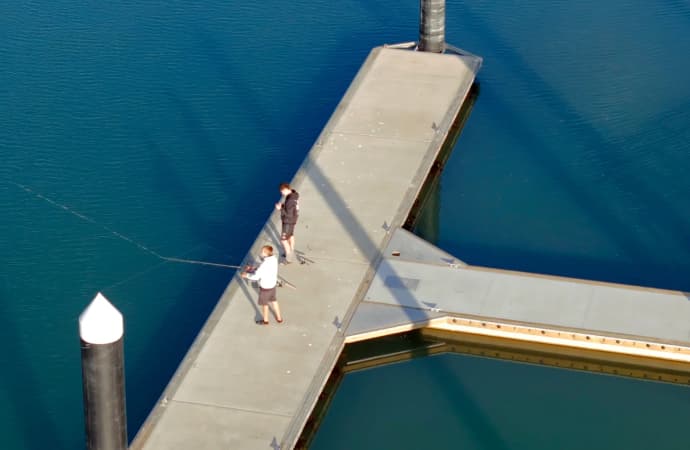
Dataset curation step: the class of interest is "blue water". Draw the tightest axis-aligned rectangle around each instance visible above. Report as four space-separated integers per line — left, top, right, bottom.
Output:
316 1 690 448
1 0 688 449
1 2 416 448
418 1 690 292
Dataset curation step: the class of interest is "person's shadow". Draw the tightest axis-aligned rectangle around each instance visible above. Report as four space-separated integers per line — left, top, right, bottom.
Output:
270 436 281 449
236 257 263 322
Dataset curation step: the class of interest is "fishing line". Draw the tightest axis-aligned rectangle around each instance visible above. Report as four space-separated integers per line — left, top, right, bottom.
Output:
8 180 241 270
102 257 171 292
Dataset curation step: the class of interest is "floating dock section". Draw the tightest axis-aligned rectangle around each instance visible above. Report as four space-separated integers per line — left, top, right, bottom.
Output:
131 42 690 450
348 228 690 365
130 46 482 449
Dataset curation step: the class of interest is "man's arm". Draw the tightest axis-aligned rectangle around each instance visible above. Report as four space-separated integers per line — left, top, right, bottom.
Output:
243 261 264 281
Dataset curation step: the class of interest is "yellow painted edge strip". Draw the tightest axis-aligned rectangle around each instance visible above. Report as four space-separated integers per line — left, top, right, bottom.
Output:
431 316 690 363
345 316 690 363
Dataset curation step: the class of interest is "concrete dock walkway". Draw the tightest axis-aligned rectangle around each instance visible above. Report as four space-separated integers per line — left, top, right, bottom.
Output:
130 46 482 449
130 41 690 450
348 228 690 363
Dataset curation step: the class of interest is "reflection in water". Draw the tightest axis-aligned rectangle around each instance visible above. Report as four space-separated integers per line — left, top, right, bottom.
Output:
413 176 440 245
309 331 690 450
408 83 480 245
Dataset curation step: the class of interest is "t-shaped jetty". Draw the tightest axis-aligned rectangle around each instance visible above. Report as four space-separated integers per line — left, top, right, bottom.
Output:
130 45 482 450
130 44 690 450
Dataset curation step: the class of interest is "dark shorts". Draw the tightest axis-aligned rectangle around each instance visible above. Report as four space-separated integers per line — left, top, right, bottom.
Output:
281 222 296 239
258 287 277 305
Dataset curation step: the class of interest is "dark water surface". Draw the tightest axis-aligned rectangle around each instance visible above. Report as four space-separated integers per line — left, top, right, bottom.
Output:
1 0 688 448
311 353 690 450
2 1 414 448
316 1 690 448
417 1 690 292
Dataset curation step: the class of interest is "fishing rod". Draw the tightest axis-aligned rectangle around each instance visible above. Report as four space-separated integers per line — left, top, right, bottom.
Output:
155 257 297 289
162 257 242 270
8 180 297 289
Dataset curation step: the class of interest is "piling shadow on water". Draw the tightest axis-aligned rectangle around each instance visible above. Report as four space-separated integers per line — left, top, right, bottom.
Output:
307 342 510 450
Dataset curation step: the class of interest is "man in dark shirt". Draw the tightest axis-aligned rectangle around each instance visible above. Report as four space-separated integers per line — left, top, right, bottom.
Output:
275 182 299 263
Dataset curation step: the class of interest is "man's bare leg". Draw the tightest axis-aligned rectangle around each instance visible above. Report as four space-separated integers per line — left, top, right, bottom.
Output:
288 236 296 257
270 301 283 322
281 234 296 262
281 238 293 262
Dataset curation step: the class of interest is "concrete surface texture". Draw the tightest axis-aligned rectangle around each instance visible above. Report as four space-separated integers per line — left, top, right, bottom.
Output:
350 228 690 361
129 46 481 450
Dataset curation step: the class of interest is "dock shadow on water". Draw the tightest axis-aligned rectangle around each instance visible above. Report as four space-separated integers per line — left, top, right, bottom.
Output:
302 332 512 450
306 329 690 449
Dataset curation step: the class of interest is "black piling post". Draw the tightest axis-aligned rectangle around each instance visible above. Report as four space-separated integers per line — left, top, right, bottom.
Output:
419 0 445 53
79 292 127 450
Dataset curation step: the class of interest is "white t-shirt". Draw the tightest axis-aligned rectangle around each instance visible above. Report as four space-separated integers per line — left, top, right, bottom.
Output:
245 255 278 289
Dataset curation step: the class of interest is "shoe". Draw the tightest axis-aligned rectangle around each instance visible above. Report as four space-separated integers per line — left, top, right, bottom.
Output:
277 318 284 324
255 320 269 325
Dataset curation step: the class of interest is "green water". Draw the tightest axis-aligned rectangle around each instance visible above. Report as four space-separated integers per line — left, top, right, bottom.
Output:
311 353 690 449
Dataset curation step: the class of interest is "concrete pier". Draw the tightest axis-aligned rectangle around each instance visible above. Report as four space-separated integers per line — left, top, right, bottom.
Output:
130 46 482 450
348 228 690 363
129 40 690 450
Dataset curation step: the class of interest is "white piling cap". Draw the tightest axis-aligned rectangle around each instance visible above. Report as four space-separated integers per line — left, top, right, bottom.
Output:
79 292 124 344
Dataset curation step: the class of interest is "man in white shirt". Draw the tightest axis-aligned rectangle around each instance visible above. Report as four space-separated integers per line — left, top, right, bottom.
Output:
241 245 284 325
